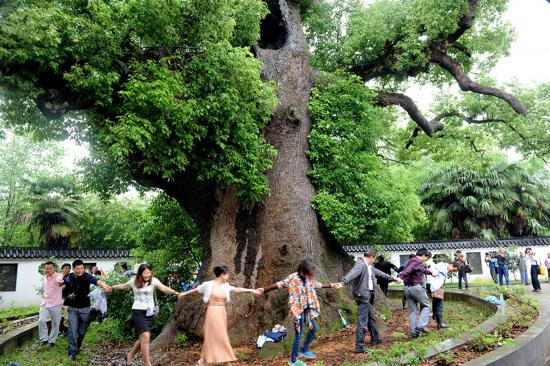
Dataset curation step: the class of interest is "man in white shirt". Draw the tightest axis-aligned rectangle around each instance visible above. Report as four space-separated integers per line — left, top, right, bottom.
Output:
429 261 459 329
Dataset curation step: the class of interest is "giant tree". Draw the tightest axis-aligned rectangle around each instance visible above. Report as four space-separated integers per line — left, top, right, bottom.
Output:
0 0 529 345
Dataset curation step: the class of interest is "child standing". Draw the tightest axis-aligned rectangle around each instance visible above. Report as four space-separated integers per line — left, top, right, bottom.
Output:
259 259 340 366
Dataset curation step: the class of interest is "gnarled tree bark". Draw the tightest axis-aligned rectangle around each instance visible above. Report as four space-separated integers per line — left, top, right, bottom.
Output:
152 0 354 348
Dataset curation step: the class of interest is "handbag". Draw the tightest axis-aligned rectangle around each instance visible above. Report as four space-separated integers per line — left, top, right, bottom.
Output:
432 287 444 300
464 264 473 273
146 283 160 317
539 265 546 277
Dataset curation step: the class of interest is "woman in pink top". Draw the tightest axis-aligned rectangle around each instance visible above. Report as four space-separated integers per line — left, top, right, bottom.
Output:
545 253 550 282
39 261 64 346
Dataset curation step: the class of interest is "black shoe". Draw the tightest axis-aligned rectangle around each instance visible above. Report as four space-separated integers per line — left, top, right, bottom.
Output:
354 349 365 354
417 327 430 334
411 331 420 338
371 339 382 346
69 354 76 361
41 341 48 346
49 343 55 347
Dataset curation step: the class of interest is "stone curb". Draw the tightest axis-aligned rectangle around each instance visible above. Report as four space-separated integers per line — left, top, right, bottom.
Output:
0 319 50 356
461 289 550 366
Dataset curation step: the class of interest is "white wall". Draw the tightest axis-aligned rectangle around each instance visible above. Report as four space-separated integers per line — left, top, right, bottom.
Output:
0 258 128 309
349 245 550 282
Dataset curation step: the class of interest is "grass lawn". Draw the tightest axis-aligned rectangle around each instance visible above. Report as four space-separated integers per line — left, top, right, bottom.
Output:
0 305 40 319
0 320 111 366
356 298 491 365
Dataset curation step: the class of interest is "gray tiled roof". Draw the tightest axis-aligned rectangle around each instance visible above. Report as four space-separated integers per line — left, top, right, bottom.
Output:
0 247 130 259
343 236 550 253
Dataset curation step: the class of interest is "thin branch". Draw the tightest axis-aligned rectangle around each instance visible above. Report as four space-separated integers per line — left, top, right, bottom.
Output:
505 124 548 164
376 153 411 166
405 127 421 149
430 50 528 115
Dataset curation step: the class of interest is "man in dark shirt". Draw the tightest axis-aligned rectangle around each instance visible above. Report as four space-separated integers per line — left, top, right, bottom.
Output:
338 249 401 353
59 259 111 361
374 255 399 296
399 248 435 338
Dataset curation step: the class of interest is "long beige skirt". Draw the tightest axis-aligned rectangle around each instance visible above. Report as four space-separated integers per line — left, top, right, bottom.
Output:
199 303 237 365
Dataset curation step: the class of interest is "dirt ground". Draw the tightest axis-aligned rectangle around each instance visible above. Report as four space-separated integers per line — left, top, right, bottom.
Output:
96 304 438 366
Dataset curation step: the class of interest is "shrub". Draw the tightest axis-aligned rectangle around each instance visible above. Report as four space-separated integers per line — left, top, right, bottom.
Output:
175 333 188 348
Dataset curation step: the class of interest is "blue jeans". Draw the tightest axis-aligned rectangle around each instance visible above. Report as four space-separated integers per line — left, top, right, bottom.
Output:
498 265 510 285
520 269 529 285
291 312 318 362
67 307 90 356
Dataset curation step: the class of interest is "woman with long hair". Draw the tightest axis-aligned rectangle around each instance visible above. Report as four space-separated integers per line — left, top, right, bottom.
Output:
111 263 182 366
178 265 261 365
257 259 340 366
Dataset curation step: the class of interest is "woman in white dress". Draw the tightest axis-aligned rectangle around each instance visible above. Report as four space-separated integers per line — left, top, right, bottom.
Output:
179 265 261 365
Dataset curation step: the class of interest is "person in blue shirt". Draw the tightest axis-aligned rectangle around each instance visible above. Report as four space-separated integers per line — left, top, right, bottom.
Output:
485 252 498 284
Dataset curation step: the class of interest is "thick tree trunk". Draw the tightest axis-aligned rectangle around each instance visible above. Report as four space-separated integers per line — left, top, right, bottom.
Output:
152 0 353 348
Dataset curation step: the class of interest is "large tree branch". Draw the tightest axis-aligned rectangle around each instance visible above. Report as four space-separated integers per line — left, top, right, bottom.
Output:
404 111 506 149
430 50 528 115
375 91 445 136
448 0 480 43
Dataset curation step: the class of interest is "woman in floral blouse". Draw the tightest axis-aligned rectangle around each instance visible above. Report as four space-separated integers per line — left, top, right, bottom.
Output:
259 259 340 366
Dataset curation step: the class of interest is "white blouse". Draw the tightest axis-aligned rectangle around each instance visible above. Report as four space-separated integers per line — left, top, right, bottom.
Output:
196 280 233 303
525 255 540 267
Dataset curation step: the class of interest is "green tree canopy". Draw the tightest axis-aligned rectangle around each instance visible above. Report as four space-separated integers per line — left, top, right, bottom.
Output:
308 73 426 244
0 0 277 201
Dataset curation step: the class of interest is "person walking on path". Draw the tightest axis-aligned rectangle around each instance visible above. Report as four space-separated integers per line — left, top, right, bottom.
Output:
399 248 435 338
525 248 542 292
374 254 399 297
456 252 469 290
59 259 112 361
111 264 183 366
258 259 340 366
496 248 510 286
518 251 529 285
339 249 401 353
485 253 498 283
179 265 261 366
544 253 550 283
429 261 459 329
38 261 64 347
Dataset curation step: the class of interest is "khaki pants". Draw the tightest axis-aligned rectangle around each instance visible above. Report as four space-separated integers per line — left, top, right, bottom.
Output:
39 304 62 344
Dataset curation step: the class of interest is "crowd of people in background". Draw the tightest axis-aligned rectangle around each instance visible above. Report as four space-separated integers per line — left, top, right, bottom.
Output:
36 247 550 366
484 247 550 293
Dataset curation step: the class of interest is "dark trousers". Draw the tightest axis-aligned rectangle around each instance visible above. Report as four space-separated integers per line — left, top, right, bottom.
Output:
458 266 469 289
356 295 379 352
489 266 498 283
531 265 541 291
379 281 389 296
290 311 318 362
67 307 90 356
432 297 443 316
